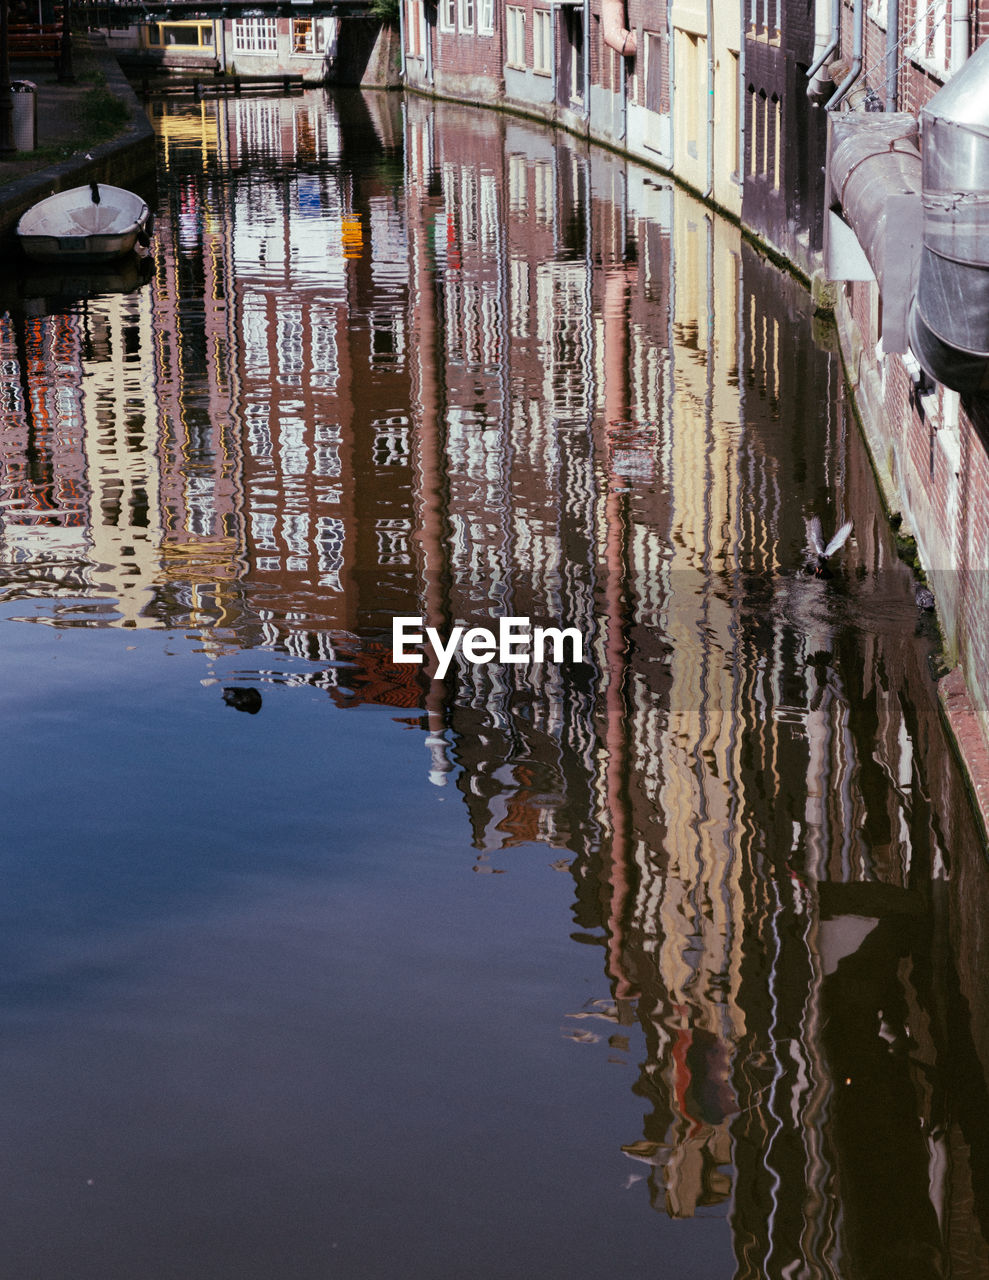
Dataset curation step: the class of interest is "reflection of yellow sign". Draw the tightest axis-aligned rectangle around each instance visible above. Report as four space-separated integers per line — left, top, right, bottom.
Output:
341 216 363 259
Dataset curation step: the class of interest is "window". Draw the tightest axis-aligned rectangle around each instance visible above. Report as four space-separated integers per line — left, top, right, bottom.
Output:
478 0 494 35
292 19 323 54
908 0 947 73
407 0 423 56
568 8 584 103
233 18 277 54
459 0 474 33
440 0 456 31
147 22 213 47
533 8 551 74
507 6 525 66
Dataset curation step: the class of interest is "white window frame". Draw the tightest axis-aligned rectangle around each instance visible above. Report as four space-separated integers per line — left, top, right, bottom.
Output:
440 0 456 32
533 8 552 74
506 5 525 67
233 17 277 53
906 0 948 75
478 0 494 35
459 0 474 33
406 0 425 56
291 18 324 54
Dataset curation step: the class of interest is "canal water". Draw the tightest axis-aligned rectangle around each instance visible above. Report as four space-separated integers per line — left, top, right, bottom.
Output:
1 87 988 1279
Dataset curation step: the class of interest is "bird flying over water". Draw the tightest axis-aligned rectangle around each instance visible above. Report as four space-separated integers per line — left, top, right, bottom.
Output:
805 516 853 576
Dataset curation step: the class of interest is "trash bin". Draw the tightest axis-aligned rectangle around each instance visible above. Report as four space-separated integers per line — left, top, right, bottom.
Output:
11 81 37 153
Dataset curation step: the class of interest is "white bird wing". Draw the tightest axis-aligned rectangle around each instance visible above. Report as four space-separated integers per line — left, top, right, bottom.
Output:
807 516 825 557
823 520 853 558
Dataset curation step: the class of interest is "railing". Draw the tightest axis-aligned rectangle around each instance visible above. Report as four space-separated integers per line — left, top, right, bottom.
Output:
8 22 62 59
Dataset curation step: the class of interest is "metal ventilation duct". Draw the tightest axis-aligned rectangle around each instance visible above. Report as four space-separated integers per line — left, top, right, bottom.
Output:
827 114 923 354
909 38 989 394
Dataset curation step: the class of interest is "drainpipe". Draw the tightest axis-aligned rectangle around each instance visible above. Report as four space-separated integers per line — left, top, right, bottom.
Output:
583 0 590 121
737 25 744 189
397 0 406 79
884 0 898 111
827 0 863 110
425 3 433 84
807 0 839 99
704 0 714 196
601 0 636 57
949 0 968 73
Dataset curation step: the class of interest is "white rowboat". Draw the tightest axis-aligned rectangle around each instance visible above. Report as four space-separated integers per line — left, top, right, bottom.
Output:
16 182 152 265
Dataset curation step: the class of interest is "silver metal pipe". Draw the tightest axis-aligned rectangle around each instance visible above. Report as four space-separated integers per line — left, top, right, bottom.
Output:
910 37 989 392
827 0 863 111
884 0 898 111
807 0 840 95
950 0 969 74
704 0 714 196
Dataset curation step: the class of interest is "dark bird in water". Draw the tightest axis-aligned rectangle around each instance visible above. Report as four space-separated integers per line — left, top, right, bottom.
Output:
805 516 853 577
916 583 936 612
223 686 262 714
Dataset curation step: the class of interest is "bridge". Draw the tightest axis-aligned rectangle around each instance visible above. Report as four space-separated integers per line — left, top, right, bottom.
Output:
78 0 376 23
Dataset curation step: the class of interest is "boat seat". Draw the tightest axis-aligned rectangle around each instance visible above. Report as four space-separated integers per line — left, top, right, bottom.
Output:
66 205 128 234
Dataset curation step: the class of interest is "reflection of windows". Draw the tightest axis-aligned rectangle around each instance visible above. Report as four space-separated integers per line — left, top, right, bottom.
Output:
243 299 270 375
533 160 553 224
252 511 277 550
185 476 216 539
459 167 478 243
231 98 281 156
506 6 525 66
279 416 308 475
311 314 339 390
533 8 551 74
376 519 411 566
246 403 272 458
277 308 304 379
317 516 345 590
478 0 494 35
510 255 530 339
480 172 498 250
314 422 342 477
461 281 482 367
283 513 310 558
373 418 410 466
508 153 527 213
233 18 277 53
537 263 590 422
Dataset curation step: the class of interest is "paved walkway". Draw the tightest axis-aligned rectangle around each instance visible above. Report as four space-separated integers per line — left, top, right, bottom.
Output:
0 37 156 243
0 49 100 187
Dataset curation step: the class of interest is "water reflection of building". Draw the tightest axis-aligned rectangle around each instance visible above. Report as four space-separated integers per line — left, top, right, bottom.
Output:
0 89 986 1276
399 97 983 1274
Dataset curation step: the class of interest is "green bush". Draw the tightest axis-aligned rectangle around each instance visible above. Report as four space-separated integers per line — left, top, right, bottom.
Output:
369 0 399 21
80 86 129 141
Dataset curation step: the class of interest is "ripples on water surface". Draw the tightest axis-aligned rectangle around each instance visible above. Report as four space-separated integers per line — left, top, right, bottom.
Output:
1 89 988 1278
